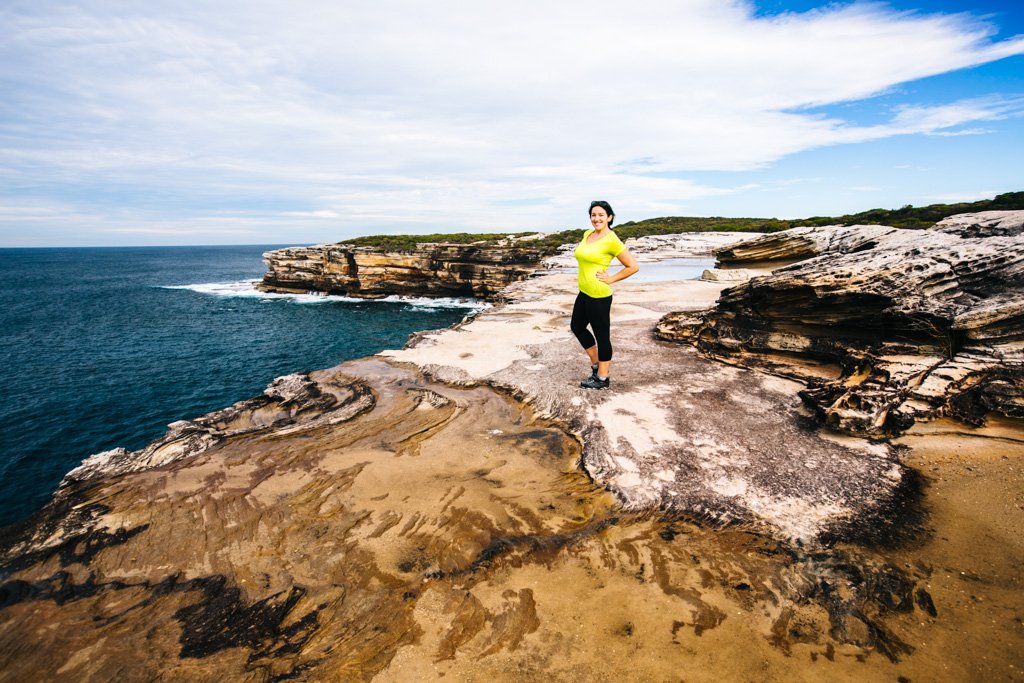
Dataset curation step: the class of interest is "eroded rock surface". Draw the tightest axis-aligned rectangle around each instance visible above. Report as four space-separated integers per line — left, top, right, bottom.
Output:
0 360 985 682
932 210 1024 238
384 270 905 542
713 224 898 264
659 215 1024 436
63 373 374 485
259 242 546 301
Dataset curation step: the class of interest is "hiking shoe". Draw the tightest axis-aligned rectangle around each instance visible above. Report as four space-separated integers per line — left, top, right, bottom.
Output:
580 376 610 390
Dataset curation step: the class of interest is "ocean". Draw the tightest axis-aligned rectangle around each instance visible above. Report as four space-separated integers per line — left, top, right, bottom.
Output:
0 245 479 527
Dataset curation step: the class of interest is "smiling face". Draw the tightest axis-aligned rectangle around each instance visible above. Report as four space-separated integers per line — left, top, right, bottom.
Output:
590 206 612 230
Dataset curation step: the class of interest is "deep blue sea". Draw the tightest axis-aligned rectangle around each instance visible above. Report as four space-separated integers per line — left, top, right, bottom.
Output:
0 245 479 527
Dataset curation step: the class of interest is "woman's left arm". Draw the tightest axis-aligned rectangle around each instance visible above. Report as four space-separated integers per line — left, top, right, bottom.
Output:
597 248 639 284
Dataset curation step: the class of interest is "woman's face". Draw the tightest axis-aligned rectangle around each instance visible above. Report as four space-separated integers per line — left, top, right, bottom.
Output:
590 207 611 230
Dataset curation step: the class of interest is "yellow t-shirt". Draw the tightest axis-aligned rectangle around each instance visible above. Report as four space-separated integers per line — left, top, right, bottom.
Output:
574 229 625 298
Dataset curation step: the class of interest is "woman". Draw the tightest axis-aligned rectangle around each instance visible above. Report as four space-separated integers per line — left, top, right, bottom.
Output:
571 200 639 389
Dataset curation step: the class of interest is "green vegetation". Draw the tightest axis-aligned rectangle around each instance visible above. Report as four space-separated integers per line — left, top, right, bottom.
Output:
339 229 588 256
613 216 792 237
340 232 534 251
337 191 1023 253
790 191 1024 230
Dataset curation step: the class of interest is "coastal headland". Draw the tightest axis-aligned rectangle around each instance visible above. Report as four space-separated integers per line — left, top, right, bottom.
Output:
0 217 1021 681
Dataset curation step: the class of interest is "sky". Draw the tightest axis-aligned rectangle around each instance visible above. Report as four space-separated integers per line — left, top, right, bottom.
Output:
1 0 1022 247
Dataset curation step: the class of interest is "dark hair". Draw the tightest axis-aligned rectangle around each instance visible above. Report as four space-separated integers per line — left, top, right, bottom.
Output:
589 200 615 227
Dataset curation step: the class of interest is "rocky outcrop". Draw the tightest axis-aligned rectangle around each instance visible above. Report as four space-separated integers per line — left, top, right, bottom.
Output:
714 224 902 264
63 373 375 485
701 268 754 282
932 210 1024 238
657 213 1024 436
259 242 546 301
621 231 766 258
383 269 907 543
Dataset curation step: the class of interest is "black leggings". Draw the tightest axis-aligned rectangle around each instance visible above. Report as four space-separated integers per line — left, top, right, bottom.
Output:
570 291 613 362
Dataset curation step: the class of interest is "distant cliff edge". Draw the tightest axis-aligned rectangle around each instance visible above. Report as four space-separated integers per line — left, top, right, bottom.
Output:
259 241 548 301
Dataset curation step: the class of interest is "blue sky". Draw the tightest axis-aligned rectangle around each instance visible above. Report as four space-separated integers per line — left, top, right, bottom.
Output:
1 0 1022 246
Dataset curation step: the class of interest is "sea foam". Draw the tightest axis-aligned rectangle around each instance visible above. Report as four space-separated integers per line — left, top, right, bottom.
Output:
159 280 486 310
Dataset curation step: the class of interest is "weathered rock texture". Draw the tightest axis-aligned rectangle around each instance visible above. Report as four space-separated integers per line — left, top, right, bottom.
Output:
658 211 1024 436
384 271 905 542
932 210 1024 238
259 242 546 301
0 359 957 682
701 267 754 282
64 373 374 484
714 224 896 264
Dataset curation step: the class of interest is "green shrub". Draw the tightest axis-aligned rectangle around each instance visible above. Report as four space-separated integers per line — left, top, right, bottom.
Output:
790 191 1024 230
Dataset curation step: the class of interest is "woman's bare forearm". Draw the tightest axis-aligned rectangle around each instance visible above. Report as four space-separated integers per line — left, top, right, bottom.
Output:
606 265 639 283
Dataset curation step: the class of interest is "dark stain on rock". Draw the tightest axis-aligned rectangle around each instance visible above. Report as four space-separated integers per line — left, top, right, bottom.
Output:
174 577 315 659
815 568 916 663
0 570 106 609
59 524 151 568
819 466 930 549
0 508 148 576
915 588 937 617
1 567 323 676
427 518 617 580
495 428 568 460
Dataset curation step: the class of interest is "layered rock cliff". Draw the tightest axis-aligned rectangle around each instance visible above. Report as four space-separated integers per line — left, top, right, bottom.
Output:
657 211 1024 436
259 242 547 301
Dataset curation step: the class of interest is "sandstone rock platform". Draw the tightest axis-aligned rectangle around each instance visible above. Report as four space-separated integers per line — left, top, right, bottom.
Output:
384 269 904 543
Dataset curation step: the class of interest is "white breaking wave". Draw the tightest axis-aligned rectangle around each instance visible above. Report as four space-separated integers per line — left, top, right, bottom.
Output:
377 294 489 310
158 279 486 310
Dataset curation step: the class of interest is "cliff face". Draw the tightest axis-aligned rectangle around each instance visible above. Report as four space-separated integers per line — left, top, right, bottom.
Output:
259 242 547 301
657 211 1024 436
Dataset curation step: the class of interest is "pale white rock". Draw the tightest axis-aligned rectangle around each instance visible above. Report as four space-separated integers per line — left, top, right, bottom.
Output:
701 268 754 282
931 210 1024 237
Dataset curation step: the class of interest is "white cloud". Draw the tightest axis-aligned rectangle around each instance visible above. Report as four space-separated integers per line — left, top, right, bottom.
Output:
282 210 341 219
1 0 1023 242
925 189 1006 203
99 226 258 236
926 127 993 137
